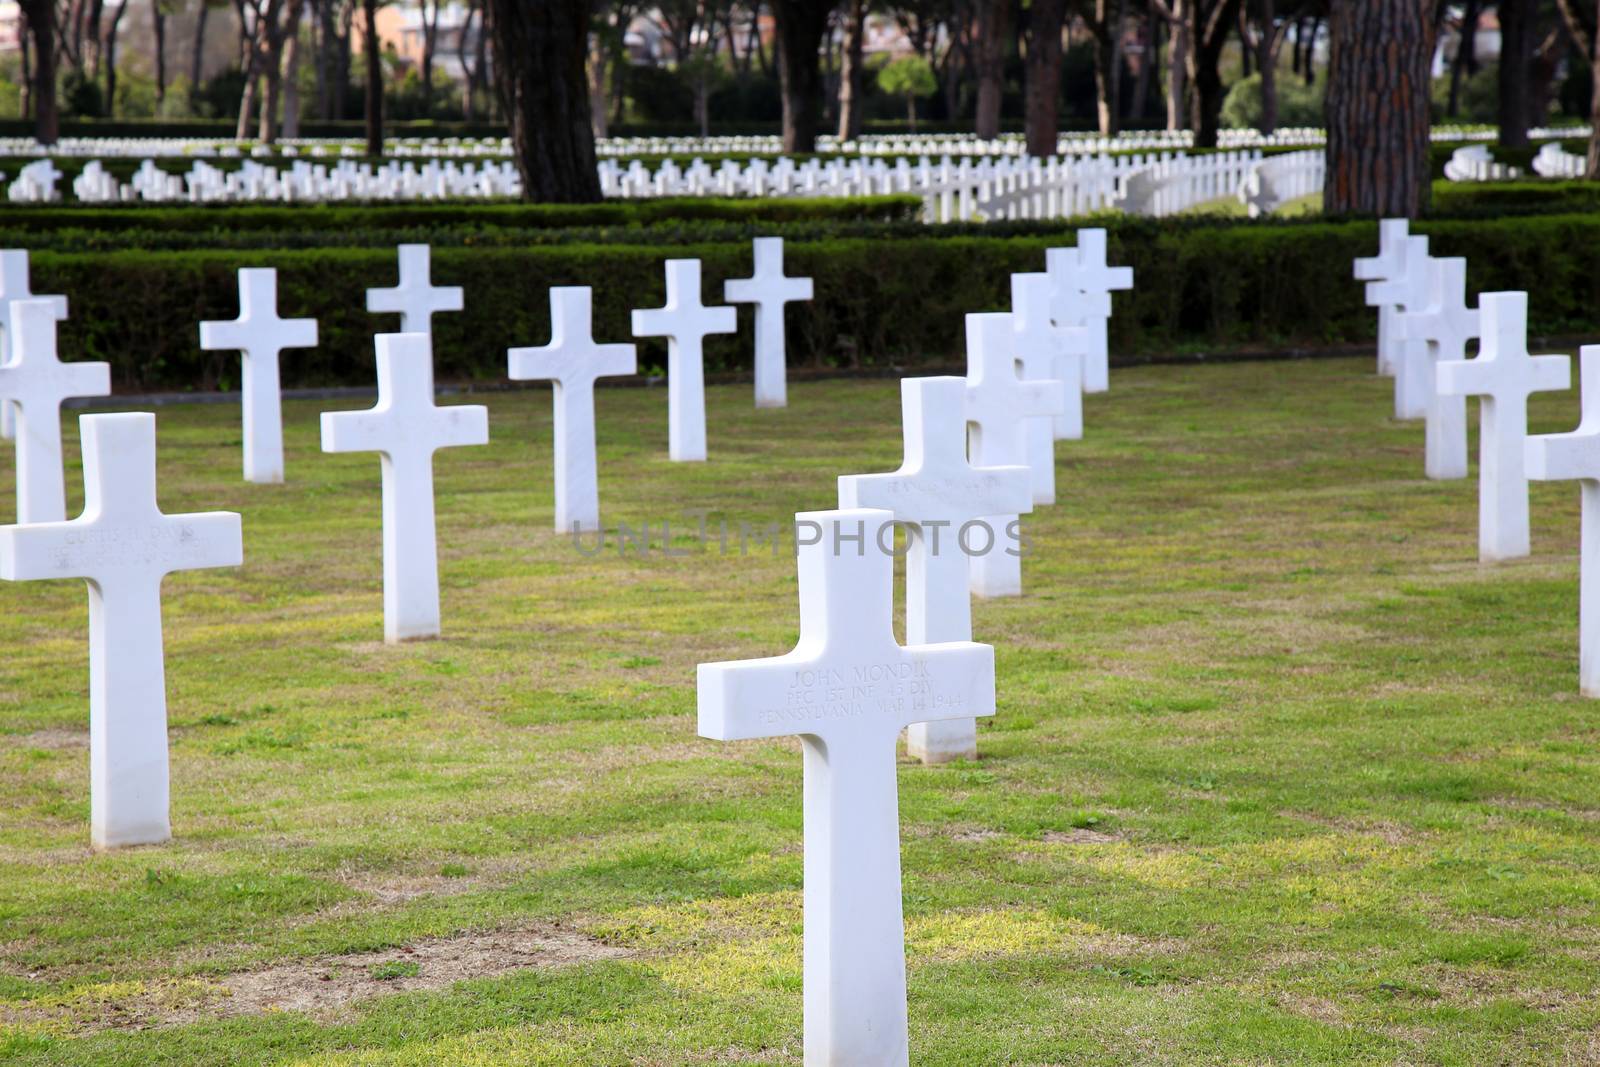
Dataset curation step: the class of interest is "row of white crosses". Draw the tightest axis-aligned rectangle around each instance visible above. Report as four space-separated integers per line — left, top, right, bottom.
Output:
1356 222 1600 696
697 232 1131 1064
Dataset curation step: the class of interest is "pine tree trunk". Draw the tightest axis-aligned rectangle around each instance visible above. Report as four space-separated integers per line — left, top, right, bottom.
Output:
1094 0 1122 135
1587 17 1600 178
836 0 865 141
1499 0 1531 148
153 0 166 107
773 0 830 153
1324 0 1434 217
363 0 382 155
1257 0 1276 133
1025 0 1066 155
191 0 209 99
1165 0 1188 132
104 0 128 115
1188 0 1243 147
488 0 600 202
20 0 56 143
973 0 1008 139
280 0 305 138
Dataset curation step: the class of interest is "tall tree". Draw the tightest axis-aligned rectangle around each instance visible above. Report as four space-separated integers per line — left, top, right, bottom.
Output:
1186 0 1243 146
1323 0 1433 216
973 0 1008 138
1025 0 1067 153
1499 0 1532 147
17 0 57 143
773 0 832 152
190 0 212 105
1445 0 1480 118
152 0 169 109
362 0 381 154
1554 0 1600 176
103 0 131 114
1149 0 1190 131
837 0 867 140
1075 0 1126 135
488 0 600 201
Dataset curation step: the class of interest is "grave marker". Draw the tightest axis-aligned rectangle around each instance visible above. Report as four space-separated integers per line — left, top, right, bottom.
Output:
1012 271 1081 504
964 312 1064 597
632 259 737 462
723 237 813 409
838 377 1030 763
366 244 462 334
0 300 110 523
697 508 995 1065
508 287 636 532
0 249 69 440
1047 228 1131 394
1527 347 1600 696
0 412 242 849
1398 257 1478 480
199 268 318 484
321 333 488 641
1435 292 1569 562
1354 218 1411 377
1366 235 1432 421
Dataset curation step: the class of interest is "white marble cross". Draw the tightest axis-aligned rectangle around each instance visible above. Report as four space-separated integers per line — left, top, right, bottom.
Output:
1435 292 1570 562
724 237 813 409
1047 228 1132 394
838 377 1030 763
321 333 488 642
1528 347 1600 696
0 412 242 849
697 507 995 1066
199 268 318 484
1043 250 1103 442
1011 271 1083 505
1354 218 1411 377
632 259 736 462
0 249 69 441
1398 256 1478 480
1366 235 1432 421
965 312 1065 598
0 300 110 523
366 244 463 334
508 287 636 532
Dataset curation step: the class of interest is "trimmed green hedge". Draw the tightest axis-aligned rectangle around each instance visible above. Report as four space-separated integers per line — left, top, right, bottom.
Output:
1431 179 1600 216
35 212 1600 392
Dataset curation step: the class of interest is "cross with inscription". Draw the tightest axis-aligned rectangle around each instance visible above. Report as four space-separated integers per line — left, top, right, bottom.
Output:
1046 228 1131 395
724 236 813 409
200 268 318 484
1367 235 1433 421
0 299 110 523
632 259 737 462
0 248 69 440
1353 218 1411 377
321 333 488 642
1011 271 1082 505
366 244 463 334
698 508 995 1066
1398 256 1479 481
965 312 1064 598
508 287 636 532
0 412 242 849
838 377 1030 763
1435 291 1570 562
1528 346 1600 696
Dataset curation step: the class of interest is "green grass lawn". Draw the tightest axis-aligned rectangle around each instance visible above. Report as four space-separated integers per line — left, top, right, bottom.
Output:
2 357 1599 1065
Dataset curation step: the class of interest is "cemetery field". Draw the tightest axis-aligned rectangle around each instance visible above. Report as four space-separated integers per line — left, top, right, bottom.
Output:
4 357 1600 1066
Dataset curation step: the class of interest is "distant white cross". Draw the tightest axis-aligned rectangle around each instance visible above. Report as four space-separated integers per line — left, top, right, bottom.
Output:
1048 228 1132 394
632 259 737 462
1528 347 1600 696
321 333 488 642
0 300 110 523
199 268 318 484
1435 292 1569 562
0 412 242 849
724 236 813 409
1043 249 1103 442
366 244 463 334
964 312 1064 597
1398 256 1478 481
838 377 1030 763
698 508 995 1066
508 287 636 532
1011 271 1083 505
1353 218 1411 377
1367 235 1432 421
0 248 69 440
